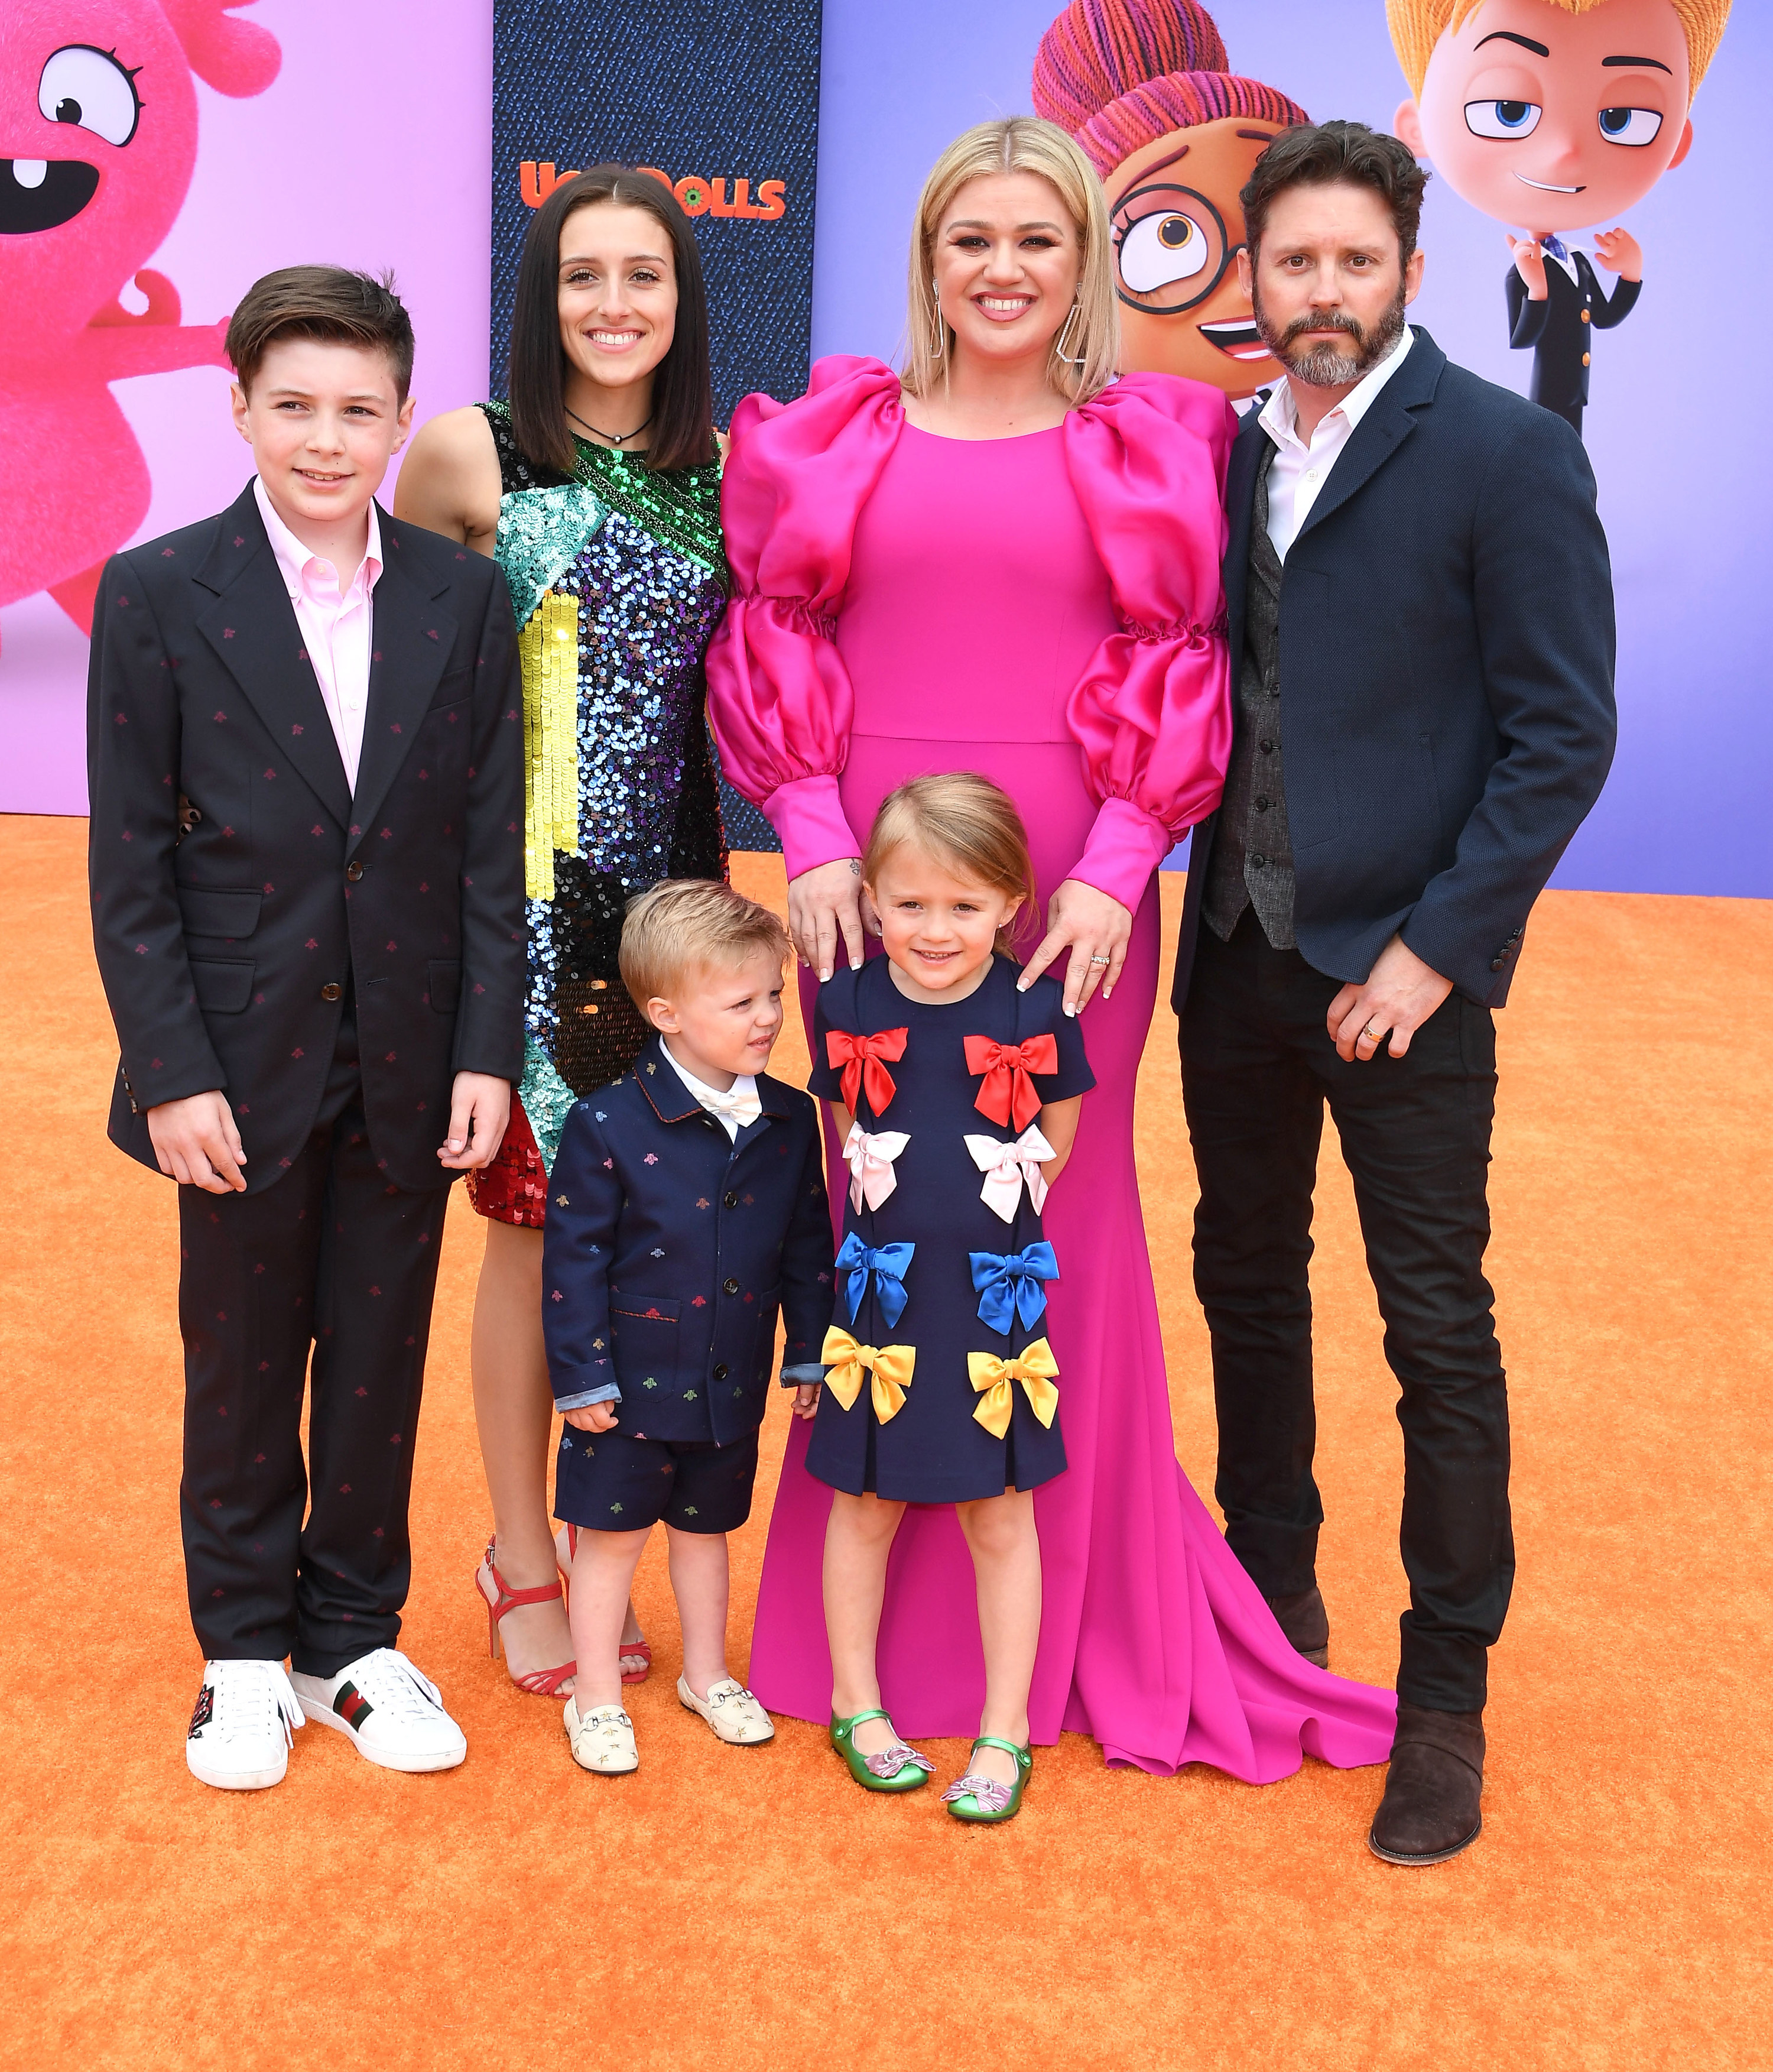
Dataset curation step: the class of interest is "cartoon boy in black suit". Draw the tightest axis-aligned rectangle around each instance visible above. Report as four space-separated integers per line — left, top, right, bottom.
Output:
1390 0 1732 437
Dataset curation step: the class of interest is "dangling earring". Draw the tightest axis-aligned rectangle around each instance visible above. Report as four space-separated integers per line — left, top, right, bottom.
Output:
1053 298 1086 367
929 275 946 359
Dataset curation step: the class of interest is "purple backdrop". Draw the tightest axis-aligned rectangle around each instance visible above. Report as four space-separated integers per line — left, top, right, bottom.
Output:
3 0 1763 897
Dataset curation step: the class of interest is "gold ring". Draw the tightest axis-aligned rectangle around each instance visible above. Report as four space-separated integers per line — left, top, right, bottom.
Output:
1362 1023 1384 1040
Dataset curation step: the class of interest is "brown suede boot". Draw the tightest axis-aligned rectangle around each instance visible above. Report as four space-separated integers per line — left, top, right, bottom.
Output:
1368 1701 1485 1865
1263 1585 1329 1669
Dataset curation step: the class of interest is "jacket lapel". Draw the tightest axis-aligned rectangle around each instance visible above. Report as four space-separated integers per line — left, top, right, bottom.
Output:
192 482 353 828
1222 405 1269 660
1291 328 1446 548
345 508 457 849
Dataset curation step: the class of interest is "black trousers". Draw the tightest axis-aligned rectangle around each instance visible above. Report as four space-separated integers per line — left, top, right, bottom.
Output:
1179 910 1514 1712
177 1005 451 1675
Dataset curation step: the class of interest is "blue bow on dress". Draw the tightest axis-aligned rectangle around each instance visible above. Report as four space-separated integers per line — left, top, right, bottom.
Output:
969 1241 1060 1335
836 1232 916 1330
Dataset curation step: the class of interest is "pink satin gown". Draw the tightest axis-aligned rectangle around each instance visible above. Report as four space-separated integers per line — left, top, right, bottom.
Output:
707 358 1394 1777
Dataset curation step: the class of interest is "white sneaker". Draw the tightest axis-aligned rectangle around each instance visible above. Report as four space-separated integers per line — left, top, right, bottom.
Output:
186 1659 304 1791
564 1698 639 1774
677 1674 775 1746
291 1648 467 1773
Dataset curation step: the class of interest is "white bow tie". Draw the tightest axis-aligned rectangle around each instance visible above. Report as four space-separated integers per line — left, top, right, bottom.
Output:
843 1123 911 1212
697 1083 762 1129
964 1126 1054 1222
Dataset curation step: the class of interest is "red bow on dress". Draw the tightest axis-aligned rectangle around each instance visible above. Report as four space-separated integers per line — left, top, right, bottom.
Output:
963 1034 1058 1132
827 1027 909 1116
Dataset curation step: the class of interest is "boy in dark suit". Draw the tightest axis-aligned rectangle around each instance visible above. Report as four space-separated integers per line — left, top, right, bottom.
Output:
87 268 525 1789
543 881 833 1774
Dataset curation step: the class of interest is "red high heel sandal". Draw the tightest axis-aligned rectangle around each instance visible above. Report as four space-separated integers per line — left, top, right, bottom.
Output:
475 1536 576 1697
557 1523 652 1685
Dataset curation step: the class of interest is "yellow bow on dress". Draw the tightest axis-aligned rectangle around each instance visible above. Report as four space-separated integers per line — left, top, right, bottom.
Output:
966 1339 1060 1439
821 1327 916 1423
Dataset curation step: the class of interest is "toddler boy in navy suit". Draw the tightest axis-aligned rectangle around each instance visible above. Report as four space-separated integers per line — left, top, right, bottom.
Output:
544 881 833 1773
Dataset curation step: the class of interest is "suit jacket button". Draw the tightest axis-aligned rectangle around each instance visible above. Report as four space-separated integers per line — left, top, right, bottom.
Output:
712 1363 729 1382
346 861 364 882
723 1277 740 1295
723 1191 739 1209
1491 958 1505 972
1582 352 1591 366
321 981 343 1002
1580 309 1591 323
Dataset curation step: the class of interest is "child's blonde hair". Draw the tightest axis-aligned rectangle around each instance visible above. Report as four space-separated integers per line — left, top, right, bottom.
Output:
862 774 1039 952
1386 0 1728 102
619 879 790 1009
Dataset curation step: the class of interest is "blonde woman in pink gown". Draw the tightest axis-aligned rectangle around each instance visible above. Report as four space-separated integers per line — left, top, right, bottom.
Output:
707 117 1395 1779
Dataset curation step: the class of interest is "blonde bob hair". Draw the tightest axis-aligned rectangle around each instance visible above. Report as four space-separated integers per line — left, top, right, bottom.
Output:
1386 0 1728 102
862 774 1040 954
902 116 1120 407
619 878 790 1010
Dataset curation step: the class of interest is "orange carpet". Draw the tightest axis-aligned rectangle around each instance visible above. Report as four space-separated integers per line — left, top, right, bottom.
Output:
3 812 1768 2070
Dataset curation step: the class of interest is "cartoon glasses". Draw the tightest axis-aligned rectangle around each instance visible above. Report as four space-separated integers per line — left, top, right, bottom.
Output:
1110 183 1237 316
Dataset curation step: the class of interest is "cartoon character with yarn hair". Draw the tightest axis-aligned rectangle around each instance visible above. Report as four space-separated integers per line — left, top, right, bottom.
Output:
1033 0 1308 399
0 0 279 631
1389 0 1731 436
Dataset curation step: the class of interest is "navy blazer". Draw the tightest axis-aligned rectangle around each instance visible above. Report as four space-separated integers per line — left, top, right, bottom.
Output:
1174 329 1617 1013
542 1036 835 1447
87 480 525 1193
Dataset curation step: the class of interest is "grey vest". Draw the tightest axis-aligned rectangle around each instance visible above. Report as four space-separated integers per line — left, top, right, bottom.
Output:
1203 438 1297 948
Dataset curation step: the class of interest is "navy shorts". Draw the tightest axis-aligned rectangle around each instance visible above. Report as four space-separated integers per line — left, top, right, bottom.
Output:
554 1425 760 1535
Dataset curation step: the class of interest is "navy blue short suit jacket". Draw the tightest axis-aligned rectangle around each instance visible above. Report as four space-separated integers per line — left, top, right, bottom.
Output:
542 1035 835 1447
1173 329 1618 1013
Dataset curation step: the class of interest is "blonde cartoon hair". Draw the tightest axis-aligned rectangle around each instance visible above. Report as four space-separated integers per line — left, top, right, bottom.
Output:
1386 0 1729 102
862 774 1040 952
902 117 1121 406
619 879 789 1010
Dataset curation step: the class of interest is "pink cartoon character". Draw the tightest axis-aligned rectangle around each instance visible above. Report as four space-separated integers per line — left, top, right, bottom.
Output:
0 0 278 631
1389 0 1731 439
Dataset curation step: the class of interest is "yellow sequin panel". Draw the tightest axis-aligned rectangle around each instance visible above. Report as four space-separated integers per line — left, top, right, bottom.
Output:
519 591 581 901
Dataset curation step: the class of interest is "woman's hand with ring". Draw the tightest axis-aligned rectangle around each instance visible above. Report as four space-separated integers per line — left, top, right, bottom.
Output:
786 858 872 982
1018 877 1132 1016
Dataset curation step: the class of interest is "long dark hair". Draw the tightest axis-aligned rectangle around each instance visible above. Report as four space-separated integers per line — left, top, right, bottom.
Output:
507 166 715 475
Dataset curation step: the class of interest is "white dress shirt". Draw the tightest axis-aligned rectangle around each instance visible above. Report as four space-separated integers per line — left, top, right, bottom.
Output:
660 1043 761 1140
1256 325 1415 562
254 477 382 793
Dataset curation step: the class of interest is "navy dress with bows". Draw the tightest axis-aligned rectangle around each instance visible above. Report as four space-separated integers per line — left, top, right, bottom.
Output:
805 953 1093 1503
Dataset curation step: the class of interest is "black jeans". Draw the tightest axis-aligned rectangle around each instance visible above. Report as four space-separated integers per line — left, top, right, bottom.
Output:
177 1006 451 1675
1179 910 1514 1712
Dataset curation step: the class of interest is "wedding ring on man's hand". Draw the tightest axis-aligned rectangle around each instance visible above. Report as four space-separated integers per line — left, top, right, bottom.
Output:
1361 1023 1384 1040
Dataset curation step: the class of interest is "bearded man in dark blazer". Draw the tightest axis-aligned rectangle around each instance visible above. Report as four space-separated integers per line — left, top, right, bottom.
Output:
1172 124 1616 1865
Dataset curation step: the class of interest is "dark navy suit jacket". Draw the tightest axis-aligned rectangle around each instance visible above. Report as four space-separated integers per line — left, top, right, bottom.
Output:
1505 251 1639 424
542 1035 835 1447
1174 328 1618 1014
87 480 525 1194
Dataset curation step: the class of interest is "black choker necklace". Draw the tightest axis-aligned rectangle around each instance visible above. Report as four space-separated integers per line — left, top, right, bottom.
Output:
565 405 654 449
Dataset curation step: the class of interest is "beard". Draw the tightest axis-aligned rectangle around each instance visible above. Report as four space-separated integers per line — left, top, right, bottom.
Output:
1252 278 1408 387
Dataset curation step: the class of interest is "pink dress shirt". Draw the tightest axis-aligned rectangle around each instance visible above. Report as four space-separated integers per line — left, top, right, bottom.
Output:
254 477 382 795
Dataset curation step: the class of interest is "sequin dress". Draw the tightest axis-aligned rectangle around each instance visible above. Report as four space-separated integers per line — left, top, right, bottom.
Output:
466 404 729 1228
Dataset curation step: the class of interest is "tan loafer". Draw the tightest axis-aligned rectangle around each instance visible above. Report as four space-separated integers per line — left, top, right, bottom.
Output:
677 1675 775 1745
564 1698 638 1774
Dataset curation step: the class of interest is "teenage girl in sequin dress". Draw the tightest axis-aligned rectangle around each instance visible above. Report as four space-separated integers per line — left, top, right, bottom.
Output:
395 168 732 1697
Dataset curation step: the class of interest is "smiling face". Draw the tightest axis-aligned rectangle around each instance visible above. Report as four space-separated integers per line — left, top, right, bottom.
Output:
0 0 199 331
231 336 413 552
556 200 678 408
1109 114 1293 396
932 170 1084 372
867 847 1024 1006
647 948 786 1089
1402 0 1693 232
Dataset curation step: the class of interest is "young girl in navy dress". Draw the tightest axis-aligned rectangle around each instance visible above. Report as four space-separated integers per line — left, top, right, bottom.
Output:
798 775 1092 1821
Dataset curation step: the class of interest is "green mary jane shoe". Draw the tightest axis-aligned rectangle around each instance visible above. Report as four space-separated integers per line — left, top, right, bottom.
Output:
941 1736 1032 1823
829 1709 934 1792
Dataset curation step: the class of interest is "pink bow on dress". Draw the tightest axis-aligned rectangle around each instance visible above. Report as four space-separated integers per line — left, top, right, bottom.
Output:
842 1123 911 1213
963 1127 1054 1223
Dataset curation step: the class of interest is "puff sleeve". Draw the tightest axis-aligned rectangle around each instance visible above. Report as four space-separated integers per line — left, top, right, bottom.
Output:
1060 375 1238 912
705 356 904 880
